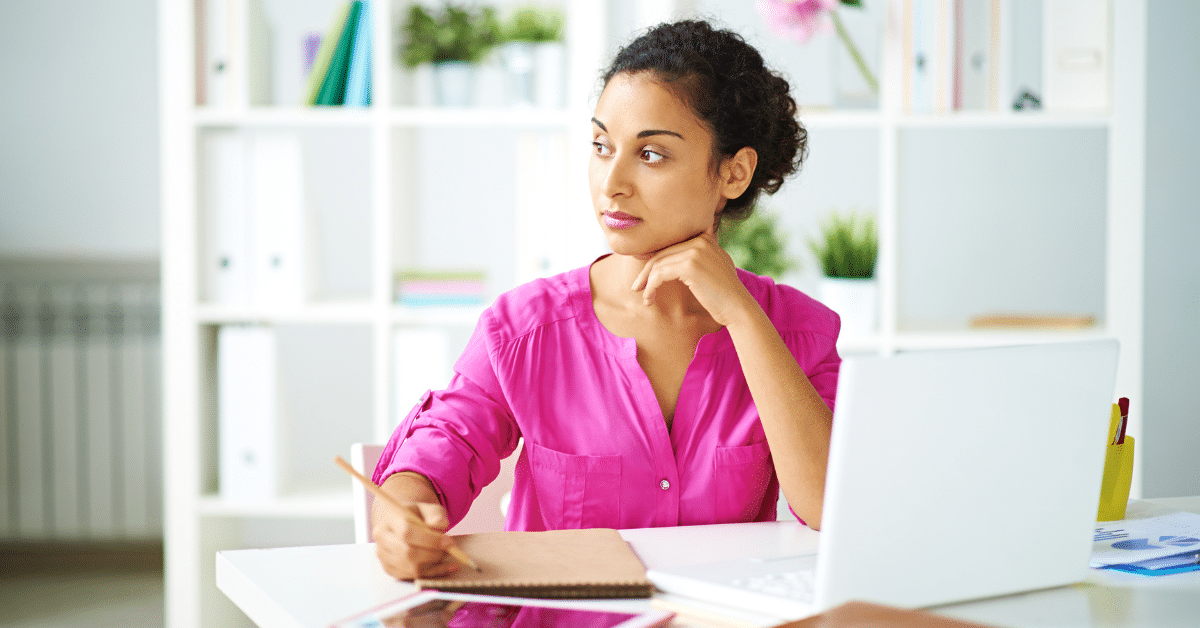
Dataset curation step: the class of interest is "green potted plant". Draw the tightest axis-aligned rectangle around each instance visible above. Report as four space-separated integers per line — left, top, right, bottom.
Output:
401 3 500 106
809 211 878 334
498 5 566 108
501 4 563 43
718 209 797 280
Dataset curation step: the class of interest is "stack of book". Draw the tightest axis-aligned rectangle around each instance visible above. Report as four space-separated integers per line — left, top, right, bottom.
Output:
395 270 488 307
304 0 372 107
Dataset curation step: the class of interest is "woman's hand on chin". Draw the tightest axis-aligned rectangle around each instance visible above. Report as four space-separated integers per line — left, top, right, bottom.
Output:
630 230 757 327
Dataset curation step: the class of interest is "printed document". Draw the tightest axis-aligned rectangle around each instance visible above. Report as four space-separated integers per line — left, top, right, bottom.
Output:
1091 512 1200 567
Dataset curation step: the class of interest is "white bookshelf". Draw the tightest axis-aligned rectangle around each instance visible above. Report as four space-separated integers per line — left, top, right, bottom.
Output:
160 1 1147 626
161 1 605 625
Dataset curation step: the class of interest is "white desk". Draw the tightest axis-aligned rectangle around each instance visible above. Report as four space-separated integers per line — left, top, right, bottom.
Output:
217 498 1200 628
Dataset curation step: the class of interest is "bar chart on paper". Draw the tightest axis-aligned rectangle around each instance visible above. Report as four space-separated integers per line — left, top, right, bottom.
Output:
1092 512 1200 567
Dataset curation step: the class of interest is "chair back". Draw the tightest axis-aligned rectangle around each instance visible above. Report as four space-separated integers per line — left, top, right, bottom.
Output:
349 441 521 543
350 443 385 543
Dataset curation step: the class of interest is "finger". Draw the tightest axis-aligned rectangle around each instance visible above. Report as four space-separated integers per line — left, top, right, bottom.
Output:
378 510 451 556
632 256 655 293
407 545 453 574
378 549 456 580
420 555 462 579
634 233 705 293
401 519 451 554
378 500 449 545
378 534 450 578
377 551 416 580
376 538 429 580
640 255 689 306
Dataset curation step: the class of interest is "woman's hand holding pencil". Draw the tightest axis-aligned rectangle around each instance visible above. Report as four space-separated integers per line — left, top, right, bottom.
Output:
334 456 480 579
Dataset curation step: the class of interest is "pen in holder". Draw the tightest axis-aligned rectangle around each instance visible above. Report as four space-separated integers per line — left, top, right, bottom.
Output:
1098 399 1134 521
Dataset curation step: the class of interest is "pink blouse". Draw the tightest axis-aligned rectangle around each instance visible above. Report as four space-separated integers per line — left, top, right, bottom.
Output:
374 262 841 531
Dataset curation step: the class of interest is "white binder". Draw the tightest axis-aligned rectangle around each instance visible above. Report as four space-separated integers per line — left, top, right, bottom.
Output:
956 0 995 110
204 130 311 306
201 0 245 108
218 324 283 501
1043 0 1110 111
909 0 955 114
250 131 311 306
204 131 255 305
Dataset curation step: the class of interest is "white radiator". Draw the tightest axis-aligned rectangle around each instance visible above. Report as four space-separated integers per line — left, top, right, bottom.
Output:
0 266 162 540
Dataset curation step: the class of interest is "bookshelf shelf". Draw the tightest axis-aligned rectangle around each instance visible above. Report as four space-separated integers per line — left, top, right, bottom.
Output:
795 109 885 129
391 305 487 326
196 302 378 324
194 107 375 127
198 488 354 519
195 107 575 128
161 1 1146 626
778 109 1111 131
385 107 574 128
834 334 886 355
891 328 1111 352
837 327 1110 355
894 111 1111 129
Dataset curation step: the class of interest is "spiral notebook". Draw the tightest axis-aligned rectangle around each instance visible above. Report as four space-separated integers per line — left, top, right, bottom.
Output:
414 528 653 599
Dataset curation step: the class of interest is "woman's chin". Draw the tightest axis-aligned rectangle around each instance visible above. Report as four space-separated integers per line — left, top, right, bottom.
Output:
604 238 655 260
605 231 697 261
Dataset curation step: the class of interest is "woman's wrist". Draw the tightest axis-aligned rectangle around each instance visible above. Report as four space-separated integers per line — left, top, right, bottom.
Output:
719 289 770 334
382 470 440 505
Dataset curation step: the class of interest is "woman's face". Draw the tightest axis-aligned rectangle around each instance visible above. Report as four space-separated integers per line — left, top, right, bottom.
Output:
589 72 734 258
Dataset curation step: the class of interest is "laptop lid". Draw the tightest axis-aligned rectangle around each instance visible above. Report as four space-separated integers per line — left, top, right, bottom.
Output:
814 339 1119 611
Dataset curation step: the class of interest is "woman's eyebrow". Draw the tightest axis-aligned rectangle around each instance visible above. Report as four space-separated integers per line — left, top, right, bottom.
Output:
637 129 684 139
591 117 684 140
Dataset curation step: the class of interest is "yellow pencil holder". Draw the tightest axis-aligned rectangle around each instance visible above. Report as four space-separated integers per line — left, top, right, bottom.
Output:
1097 436 1134 521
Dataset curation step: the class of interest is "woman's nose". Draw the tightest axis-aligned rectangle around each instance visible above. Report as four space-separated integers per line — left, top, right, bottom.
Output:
600 155 633 198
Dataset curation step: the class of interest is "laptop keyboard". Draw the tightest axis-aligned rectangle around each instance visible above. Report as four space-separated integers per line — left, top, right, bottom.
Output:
732 568 816 601
646 554 819 619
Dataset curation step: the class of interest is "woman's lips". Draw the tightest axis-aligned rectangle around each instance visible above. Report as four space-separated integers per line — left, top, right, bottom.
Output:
603 211 642 230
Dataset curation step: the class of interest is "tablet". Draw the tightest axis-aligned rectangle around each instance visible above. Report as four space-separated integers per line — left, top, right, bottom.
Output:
330 590 675 628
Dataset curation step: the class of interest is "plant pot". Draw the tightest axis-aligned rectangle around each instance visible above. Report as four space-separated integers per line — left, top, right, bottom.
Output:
818 277 877 337
533 41 565 109
433 61 475 107
500 42 535 107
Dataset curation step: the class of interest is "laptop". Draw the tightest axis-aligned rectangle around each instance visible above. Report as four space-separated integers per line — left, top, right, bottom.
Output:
647 339 1120 619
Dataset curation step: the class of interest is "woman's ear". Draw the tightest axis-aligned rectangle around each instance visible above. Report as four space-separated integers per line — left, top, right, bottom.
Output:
719 147 758 200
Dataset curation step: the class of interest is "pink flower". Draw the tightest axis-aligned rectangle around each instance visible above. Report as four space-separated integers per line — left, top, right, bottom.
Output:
756 0 838 44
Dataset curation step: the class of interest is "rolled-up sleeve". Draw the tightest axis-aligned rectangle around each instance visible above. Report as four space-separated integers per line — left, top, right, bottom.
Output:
794 327 841 414
372 311 521 526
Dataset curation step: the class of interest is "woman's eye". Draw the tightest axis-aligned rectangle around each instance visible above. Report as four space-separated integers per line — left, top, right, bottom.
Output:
641 149 664 163
592 141 612 156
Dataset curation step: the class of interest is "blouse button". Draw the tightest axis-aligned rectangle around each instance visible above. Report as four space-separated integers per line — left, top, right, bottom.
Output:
659 479 670 490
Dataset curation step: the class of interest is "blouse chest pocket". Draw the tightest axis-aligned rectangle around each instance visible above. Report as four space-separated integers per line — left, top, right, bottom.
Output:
713 440 775 523
528 442 621 529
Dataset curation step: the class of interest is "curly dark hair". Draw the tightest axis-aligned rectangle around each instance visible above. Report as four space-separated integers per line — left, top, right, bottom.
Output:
601 19 807 225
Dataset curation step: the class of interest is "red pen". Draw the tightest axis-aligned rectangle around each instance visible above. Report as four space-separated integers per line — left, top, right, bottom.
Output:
1116 397 1130 444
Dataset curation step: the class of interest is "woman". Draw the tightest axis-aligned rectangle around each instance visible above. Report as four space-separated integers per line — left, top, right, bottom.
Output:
371 20 840 580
